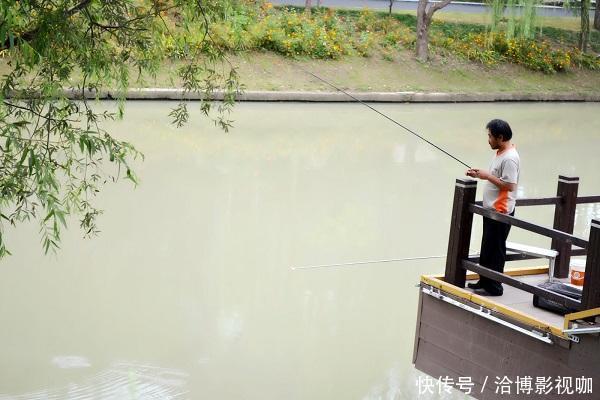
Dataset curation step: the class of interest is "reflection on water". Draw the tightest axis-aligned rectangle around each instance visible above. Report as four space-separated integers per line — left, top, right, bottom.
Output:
0 362 188 400
577 203 600 238
0 102 599 399
51 356 91 369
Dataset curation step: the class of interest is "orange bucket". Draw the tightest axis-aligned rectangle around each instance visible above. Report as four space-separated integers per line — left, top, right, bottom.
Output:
570 259 586 286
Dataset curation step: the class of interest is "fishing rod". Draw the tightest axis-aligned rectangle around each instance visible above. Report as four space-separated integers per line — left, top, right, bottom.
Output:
290 67 476 272
297 65 472 169
291 251 479 271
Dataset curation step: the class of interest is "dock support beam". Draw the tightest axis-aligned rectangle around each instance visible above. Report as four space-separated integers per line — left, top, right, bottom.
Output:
582 219 600 309
444 179 477 288
552 175 579 278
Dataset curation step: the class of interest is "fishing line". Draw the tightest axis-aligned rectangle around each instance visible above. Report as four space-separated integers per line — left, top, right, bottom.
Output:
297 65 472 169
291 255 446 271
291 250 479 271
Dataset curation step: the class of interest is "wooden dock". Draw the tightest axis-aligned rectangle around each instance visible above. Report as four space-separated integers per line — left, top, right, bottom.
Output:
413 176 600 399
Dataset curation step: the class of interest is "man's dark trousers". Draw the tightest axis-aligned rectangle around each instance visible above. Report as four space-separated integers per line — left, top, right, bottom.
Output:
478 211 514 296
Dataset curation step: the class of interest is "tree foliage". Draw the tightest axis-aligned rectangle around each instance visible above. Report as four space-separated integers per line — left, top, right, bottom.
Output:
488 0 541 41
0 0 241 258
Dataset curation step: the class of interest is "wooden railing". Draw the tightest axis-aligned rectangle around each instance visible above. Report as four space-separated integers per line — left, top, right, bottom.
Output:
444 175 600 311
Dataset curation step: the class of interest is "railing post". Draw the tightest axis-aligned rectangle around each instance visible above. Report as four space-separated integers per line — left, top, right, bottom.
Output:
551 175 579 278
582 219 600 310
444 178 477 288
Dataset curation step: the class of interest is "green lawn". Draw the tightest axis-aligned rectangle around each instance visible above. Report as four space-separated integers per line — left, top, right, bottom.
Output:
231 51 600 93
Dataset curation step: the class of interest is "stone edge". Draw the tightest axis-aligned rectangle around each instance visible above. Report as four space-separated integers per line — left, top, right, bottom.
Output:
60 88 600 102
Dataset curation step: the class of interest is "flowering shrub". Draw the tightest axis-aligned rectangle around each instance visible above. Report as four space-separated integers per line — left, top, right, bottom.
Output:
495 35 571 73
437 32 600 73
353 31 375 57
568 49 600 71
382 26 415 49
433 33 501 66
355 9 377 32
209 6 415 59
210 5 352 59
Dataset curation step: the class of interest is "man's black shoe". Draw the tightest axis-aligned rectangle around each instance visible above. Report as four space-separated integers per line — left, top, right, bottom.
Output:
467 281 483 289
473 288 503 297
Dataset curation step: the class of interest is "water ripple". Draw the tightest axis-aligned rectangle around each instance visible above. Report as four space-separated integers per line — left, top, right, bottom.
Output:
0 361 189 400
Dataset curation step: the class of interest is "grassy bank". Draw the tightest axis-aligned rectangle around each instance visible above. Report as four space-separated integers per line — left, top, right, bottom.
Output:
121 3 600 94
232 51 600 93
2 3 598 95
203 4 598 94
133 51 598 94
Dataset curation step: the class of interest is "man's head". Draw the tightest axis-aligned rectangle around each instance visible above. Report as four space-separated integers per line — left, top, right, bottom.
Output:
486 119 512 150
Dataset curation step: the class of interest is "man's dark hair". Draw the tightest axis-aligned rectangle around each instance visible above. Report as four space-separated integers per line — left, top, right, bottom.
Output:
486 119 513 141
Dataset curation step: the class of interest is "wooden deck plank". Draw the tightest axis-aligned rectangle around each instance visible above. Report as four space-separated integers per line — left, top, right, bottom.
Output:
466 274 567 327
421 274 566 337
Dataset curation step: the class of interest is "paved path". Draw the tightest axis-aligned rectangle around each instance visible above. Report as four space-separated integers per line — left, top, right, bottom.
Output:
272 0 577 18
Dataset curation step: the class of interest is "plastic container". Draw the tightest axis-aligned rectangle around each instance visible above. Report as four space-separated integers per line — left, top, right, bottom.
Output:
570 259 586 286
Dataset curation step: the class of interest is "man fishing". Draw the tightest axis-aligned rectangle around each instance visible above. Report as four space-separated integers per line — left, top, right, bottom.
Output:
466 119 521 296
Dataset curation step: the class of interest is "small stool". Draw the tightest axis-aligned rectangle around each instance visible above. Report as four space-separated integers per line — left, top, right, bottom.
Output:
506 242 559 282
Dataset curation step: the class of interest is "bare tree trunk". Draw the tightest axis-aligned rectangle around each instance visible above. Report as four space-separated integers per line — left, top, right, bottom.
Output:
305 0 312 15
415 0 452 61
389 0 394 16
580 0 590 51
594 0 600 31
416 0 430 61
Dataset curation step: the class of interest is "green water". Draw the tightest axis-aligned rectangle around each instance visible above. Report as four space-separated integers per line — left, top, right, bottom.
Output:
1 102 599 399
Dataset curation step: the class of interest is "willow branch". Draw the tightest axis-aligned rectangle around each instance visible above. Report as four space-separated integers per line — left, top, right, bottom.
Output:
0 0 93 50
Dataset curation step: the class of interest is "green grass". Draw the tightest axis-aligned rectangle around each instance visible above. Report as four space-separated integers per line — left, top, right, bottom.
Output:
3 48 598 94
228 51 600 93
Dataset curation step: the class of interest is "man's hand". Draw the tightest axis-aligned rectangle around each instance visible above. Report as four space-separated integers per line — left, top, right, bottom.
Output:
465 168 515 192
466 169 491 180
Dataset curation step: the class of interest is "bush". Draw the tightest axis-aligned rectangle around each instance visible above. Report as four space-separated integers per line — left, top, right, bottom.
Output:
437 31 600 73
210 5 352 59
354 31 375 57
491 34 600 73
382 26 414 49
434 33 502 66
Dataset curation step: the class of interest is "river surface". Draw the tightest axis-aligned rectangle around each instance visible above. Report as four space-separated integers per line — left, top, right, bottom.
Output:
1 102 599 399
